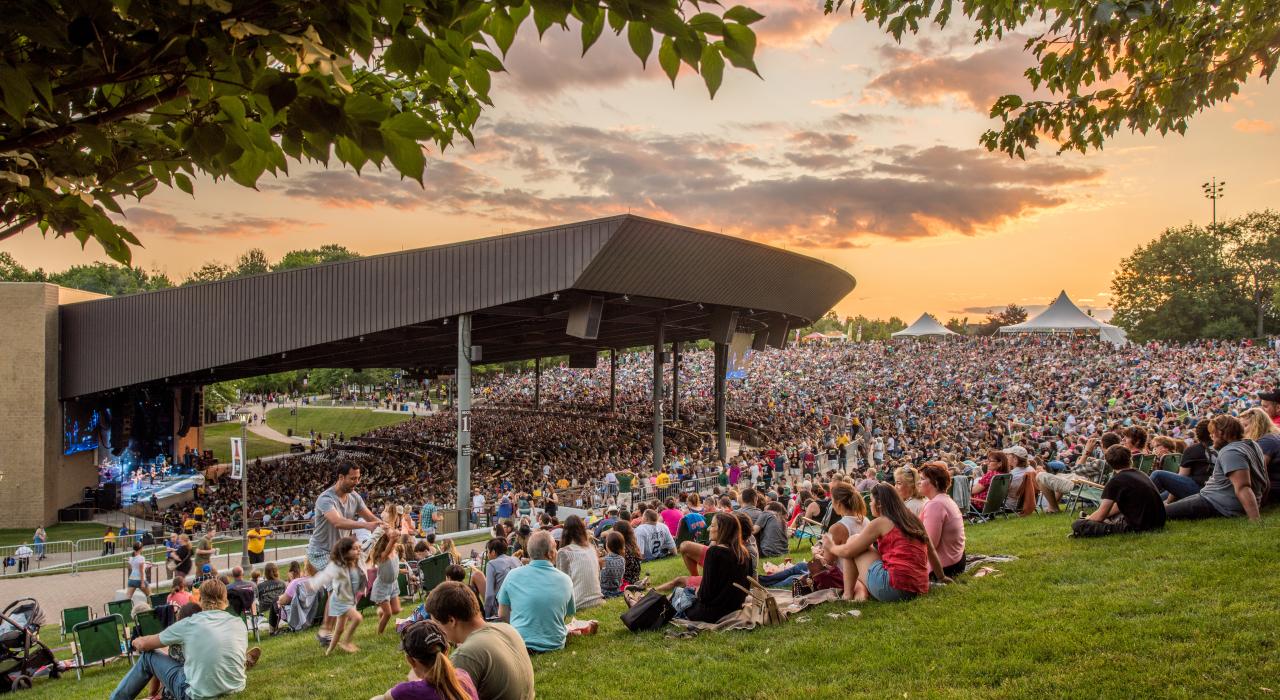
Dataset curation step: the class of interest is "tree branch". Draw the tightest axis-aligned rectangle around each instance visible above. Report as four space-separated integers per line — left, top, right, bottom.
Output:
0 217 36 243
0 82 189 153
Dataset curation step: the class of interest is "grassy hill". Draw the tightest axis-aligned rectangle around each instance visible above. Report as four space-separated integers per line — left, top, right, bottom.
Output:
21 512 1280 699
264 406 411 439
203 422 292 463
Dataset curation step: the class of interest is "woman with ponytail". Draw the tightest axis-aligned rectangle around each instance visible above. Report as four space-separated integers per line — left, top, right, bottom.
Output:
373 619 478 700
822 484 950 602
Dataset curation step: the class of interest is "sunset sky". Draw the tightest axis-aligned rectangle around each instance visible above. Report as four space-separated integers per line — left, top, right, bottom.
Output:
5 0 1279 322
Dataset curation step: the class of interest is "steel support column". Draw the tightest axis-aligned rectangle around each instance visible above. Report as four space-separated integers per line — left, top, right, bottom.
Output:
652 319 665 472
714 341 728 462
671 341 681 423
456 314 472 518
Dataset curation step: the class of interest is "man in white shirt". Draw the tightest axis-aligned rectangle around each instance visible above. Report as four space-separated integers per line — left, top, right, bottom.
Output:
471 491 486 527
634 509 675 561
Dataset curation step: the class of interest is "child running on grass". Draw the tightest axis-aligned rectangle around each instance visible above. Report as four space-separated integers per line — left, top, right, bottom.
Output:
367 526 403 634
308 536 365 655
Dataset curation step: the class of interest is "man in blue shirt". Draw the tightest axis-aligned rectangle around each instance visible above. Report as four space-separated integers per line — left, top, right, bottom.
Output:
497 531 574 652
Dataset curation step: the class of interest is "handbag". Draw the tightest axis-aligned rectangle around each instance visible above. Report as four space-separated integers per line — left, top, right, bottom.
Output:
619 591 676 632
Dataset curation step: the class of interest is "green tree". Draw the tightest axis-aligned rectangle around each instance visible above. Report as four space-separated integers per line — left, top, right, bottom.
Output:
46 262 173 295
234 248 270 276
945 316 968 335
1216 210 1280 338
0 251 46 281
980 304 1027 335
183 261 235 285
827 0 1280 157
1110 223 1253 341
273 244 361 271
0 0 762 264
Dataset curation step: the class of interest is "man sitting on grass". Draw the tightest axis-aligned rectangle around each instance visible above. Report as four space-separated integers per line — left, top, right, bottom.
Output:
109 579 261 700
496 531 575 653
426 581 535 700
634 509 676 561
1071 445 1166 538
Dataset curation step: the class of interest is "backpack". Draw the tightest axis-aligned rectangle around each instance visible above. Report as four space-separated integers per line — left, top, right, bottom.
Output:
620 591 675 632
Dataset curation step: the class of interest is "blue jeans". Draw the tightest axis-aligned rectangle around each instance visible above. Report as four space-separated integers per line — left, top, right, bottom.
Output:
110 650 189 700
1149 471 1201 501
760 563 808 588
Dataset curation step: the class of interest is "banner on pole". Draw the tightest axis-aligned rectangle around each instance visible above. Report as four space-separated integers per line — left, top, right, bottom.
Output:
230 438 245 480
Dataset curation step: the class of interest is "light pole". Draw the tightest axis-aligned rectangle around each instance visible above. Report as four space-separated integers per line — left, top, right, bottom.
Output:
239 413 250 567
1202 177 1225 226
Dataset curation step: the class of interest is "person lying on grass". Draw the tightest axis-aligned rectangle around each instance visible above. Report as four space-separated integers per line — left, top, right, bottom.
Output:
370 620 478 700
109 579 260 700
307 536 365 655
1071 444 1167 538
426 580 536 700
822 484 950 602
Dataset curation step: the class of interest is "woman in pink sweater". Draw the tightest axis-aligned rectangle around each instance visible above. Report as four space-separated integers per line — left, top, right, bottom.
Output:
918 463 967 579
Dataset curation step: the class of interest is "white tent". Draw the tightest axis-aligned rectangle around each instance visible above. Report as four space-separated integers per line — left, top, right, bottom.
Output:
998 291 1128 346
892 313 959 338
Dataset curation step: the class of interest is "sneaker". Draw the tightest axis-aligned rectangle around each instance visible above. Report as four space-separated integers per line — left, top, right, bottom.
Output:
244 647 261 670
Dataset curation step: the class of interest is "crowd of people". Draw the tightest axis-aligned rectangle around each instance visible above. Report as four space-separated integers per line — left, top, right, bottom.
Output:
107 335 1280 699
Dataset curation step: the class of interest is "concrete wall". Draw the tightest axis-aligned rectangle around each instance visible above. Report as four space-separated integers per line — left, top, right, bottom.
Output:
0 283 106 527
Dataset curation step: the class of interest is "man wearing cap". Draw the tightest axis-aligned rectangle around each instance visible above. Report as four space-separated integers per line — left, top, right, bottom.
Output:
591 508 619 538
1002 445 1033 512
1258 387 1280 427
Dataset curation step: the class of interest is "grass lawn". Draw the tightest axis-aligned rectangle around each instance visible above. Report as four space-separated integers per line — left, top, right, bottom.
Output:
264 406 411 440
19 512 1280 699
204 422 291 463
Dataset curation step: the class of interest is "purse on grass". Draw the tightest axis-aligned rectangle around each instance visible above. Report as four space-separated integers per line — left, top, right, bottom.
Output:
620 591 676 632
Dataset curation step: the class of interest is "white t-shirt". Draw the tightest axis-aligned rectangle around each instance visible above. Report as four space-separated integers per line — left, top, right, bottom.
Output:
472 494 485 512
129 554 146 579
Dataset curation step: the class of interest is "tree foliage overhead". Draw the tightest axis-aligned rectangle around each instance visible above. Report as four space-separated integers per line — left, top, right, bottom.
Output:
1111 210 1280 342
0 0 763 264
979 304 1026 335
827 0 1280 157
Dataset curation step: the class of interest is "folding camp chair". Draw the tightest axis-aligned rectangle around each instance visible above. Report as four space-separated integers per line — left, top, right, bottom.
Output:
72 615 132 680
417 553 451 600
1157 453 1182 472
397 571 411 599
966 473 1011 523
61 605 91 642
790 517 823 552
225 589 261 642
149 592 170 609
950 474 972 513
133 605 170 637
105 598 134 622
1135 454 1157 475
1067 464 1113 515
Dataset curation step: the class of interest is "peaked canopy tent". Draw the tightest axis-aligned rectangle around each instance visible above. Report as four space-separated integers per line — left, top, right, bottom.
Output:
892 313 959 338
998 291 1128 346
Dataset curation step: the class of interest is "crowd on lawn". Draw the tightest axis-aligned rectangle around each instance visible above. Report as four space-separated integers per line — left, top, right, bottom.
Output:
107 336 1279 699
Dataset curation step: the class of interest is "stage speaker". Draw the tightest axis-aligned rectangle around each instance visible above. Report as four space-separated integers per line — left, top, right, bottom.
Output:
97 483 121 510
177 386 193 438
709 307 739 345
470 345 483 362
752 332 769 351
568 351 599 369
566 296 604 340
766 320 790 349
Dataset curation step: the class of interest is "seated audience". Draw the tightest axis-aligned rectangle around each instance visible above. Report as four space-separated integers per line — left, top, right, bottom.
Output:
683 513 753 623
426 581 535 700
970 450 1008 511
823 484 949 602
496 531 575 653
1150 420 1214 503
1165 415 1266 521
255 562 287 634
554 515 604 610
483 537 521 619
1036 433 1117 512
918 464 967 578
894 466 927 516
1071 445 1167 537
599 531 626 598
634 509 676 561
371 620 478 700
109 579 256 700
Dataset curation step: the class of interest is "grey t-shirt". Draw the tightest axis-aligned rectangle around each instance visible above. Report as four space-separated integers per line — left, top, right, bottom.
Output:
756 511 790 558
306 486 367 559
1200 440 1268 516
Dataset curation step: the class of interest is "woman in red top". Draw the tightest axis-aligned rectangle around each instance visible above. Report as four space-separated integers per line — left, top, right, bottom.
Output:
823 484 950 602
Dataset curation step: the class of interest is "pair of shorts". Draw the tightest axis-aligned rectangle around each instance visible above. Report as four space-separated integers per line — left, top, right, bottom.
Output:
865 560 916 603
127 579 143 589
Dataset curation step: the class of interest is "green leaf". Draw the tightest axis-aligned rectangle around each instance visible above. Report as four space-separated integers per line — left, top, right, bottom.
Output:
191 123 227 161
658 36 680 86
581 9 605 55
0 65 36 121
380 0 405 28
465 61 491 97
216 96 245 122
76 124 112 154
724 6 765 25
607 7 626 34
228 147 267 188
173 172 194 195
701 44 724 98
266 79 298 112
487 10 516 56
385 37 421 74
335 135 366 172
382 131 426 184
722 24 759 75
689 12 726 35
627 22 653 67
384 111 434 139
422 44 452 84
344 93 390 123
473 49 504 72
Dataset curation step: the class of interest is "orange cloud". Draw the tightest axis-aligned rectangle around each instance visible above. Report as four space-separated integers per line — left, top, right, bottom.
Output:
1233 118 1275 134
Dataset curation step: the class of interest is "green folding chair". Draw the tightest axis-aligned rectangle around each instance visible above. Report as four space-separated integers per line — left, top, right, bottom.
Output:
149 592 169 608
105 599 133 622
134 606 168 637
61 605 92 642
790 517 822 551
417 553 451 600
397 571 410 599
1158 453 1182 472
1135 454 1157 474
72 615 132 680
1068 465 1113 515
226 591 261 643
966 473 1011 523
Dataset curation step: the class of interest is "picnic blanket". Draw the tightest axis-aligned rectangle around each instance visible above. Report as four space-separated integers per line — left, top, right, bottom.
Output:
666 553 1019 635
